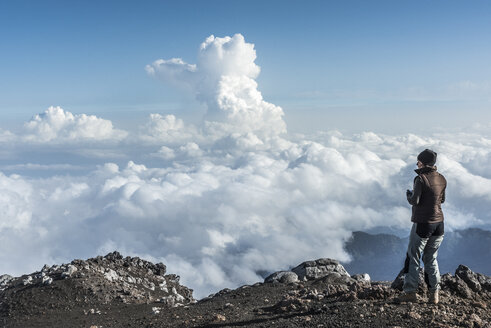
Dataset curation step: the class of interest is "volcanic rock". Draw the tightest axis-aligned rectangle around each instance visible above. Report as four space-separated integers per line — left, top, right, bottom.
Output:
390 267 427 293
352 273 371 284
264 258 366 292
456 264 491 292
291 258 350 281
1 256 490 327
264 271 299 284
0 251 194 320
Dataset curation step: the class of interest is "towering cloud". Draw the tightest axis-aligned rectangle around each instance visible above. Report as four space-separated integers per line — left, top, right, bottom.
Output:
146 34 286 139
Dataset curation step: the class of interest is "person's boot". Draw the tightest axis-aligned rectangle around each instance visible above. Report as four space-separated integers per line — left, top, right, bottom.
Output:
429 290 439 304
396 291 419 303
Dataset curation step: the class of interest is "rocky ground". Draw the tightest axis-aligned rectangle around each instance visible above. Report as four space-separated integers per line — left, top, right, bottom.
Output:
1 253 490 328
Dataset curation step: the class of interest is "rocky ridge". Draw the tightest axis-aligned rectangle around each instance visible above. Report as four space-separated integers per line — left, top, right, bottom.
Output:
1 254 490 327
0 251 194 321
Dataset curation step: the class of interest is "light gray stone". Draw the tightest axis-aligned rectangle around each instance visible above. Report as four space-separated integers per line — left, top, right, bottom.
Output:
0 274 13 291
352 273 371 283
23 275 33 286
42 276 53 285
291 258 350 281
264 271 299 284
61 264 78 278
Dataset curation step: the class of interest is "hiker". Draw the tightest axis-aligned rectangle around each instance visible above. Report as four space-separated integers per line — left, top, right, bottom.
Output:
400 149 447 304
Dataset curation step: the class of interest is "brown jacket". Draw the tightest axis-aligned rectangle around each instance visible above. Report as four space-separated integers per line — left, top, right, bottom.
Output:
407 166 446 224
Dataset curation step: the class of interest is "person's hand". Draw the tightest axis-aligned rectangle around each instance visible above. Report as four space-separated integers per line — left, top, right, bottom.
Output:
406 189 412 197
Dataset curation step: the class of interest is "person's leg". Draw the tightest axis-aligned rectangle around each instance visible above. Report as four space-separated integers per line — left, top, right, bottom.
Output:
403 223 428 293
422 234 444 291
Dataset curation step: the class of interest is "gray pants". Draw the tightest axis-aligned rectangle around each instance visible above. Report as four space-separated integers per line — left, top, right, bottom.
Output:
403 223 444 293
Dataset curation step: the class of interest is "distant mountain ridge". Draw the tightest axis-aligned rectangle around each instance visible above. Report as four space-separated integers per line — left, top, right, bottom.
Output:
342 228 491 281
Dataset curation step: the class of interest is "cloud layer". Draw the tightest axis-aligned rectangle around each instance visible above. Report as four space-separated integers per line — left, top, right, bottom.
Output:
2 127 491 298
1 35 491 299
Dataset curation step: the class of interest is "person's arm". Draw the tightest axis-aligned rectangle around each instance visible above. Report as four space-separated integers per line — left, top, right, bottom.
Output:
441 189 445 204
406 176 423 205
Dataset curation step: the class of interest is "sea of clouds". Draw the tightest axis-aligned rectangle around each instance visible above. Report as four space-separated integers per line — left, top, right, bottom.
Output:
1 34 490 298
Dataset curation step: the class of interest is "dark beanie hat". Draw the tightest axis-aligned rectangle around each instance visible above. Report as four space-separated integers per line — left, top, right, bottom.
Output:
417 149 437 166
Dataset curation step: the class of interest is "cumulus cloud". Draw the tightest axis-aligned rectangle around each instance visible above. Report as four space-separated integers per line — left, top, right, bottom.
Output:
23 106 128 143
1 35 491 299
0 128 15 142
145 58 197 90
146 34 286 139
139 114 198 145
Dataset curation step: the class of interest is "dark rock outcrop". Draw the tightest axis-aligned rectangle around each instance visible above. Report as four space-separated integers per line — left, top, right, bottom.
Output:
0 251 194 318
390 267 427 292
439 264 491 299
391 263 491 302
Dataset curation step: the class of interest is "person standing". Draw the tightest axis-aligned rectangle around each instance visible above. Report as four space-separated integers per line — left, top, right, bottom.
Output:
400 149 447 304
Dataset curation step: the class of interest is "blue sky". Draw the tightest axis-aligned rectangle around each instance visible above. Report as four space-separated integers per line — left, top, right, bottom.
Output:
1 0 491 132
